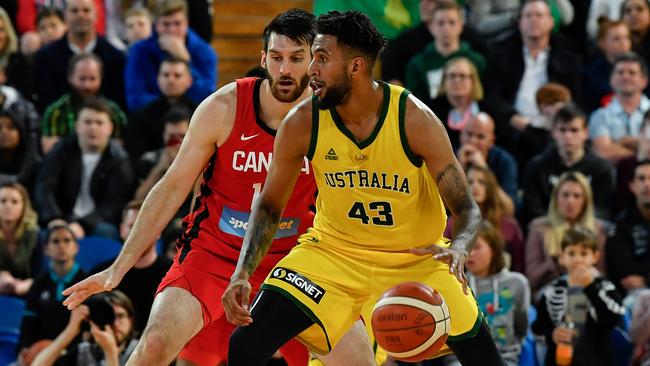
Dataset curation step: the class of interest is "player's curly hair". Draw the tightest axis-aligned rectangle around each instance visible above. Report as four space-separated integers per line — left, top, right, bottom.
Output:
263 8 316 52
316 11 387 65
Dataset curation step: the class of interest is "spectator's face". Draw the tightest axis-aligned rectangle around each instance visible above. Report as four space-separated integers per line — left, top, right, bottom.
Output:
0 116 19 151
467 169 486 205
551 118 588 156
611 61 648 96
623 0 650 33
459 114 495 157
560 244 598 273
465 236 492 277
0 187 23 223
431 9 463 46
75 108 113 152
119 208 139 241
111 304 132 345
630 164 650 207
65 0 96 37
45 228 78 264
556 181 586 223
599 24 631 59
519 1 554 40
38 15 67 44
157 61 192 98
419 0 437 24
443 60 474 100
262 32 311 103
69 59 101 96
309 34 353 110
162 121 188 148
126 15 151 45
155 11 188 40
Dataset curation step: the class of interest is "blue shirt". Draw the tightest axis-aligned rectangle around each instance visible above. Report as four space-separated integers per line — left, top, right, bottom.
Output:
125 29 217 111
589 95 650 140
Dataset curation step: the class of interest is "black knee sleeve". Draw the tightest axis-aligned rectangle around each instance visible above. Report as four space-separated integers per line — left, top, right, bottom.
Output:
446 320 507 366
228 290 314 366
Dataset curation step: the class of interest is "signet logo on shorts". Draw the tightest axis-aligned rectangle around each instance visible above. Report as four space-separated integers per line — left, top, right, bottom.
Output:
271 267 326 303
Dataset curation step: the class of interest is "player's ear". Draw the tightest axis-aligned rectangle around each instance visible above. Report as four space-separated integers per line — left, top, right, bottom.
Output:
350 57 364 76
260 50 267 68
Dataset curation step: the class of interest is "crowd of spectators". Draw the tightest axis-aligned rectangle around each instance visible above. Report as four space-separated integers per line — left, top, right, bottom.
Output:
3 0 650 365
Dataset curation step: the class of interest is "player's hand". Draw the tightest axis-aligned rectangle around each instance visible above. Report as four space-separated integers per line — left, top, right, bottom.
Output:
62 267 122 309
411 245 469 295
222 272 253 326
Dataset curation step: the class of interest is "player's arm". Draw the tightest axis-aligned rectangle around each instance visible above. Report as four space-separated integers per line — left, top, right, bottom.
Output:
62 84 238 309
405 95 481 292
222 99 312 325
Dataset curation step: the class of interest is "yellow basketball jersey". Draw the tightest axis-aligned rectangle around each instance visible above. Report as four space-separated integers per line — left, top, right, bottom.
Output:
301 82 447 264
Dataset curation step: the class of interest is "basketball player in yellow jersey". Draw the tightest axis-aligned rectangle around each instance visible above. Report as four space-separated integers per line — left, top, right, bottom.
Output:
222 10 506 366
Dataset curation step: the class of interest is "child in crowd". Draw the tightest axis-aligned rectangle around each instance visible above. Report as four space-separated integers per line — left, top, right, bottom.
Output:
125 7 152 46
36 8 66 46
444 220 529 366
533 226 625 366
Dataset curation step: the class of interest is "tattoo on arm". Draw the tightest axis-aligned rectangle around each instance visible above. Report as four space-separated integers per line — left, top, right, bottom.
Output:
237 202 281 276
436 164 481 254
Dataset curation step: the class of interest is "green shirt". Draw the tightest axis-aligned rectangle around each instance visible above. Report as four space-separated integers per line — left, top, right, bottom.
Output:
41 93 127 138
405 41 486 103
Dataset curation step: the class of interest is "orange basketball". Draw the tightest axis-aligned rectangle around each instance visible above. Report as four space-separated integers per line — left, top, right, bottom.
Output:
371 282 451 362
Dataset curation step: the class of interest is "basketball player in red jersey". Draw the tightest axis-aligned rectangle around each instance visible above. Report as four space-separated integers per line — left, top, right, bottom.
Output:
61 9 375 366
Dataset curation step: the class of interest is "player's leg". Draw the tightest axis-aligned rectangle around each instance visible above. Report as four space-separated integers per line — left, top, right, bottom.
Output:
446 320 506 365
228 289 314 366
126 287 204 365
316 320 375 366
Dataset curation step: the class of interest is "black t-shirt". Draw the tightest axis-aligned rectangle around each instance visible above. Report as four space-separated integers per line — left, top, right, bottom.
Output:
91 255 172 333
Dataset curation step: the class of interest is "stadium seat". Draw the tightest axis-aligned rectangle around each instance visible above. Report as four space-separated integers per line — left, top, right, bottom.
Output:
0 295 26 365
76 236 123 272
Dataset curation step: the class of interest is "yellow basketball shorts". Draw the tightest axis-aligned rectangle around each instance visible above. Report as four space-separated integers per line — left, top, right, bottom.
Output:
259 240 483 356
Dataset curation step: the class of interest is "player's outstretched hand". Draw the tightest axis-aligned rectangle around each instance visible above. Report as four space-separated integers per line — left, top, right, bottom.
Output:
222 272 253 326
411 245 469 295
62 267 122 309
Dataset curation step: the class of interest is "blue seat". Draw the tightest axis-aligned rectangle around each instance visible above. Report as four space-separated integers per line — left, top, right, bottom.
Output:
519 306 539 366
76 236 123 272
0 295 26 365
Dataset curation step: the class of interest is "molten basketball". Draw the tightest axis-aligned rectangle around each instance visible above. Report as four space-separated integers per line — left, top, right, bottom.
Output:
371 282 451 362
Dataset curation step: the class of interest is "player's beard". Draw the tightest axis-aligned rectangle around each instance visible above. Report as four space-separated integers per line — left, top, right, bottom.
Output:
266 70 309 103
317 71 352 110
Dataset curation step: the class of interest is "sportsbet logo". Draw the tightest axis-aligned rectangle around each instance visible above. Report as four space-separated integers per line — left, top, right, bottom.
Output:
271 267 326 304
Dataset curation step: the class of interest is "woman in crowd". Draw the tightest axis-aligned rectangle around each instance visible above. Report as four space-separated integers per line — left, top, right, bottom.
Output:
447 165 524 271
32 290 139 366
429 57 488 151
0 109 41 192
0 181 39 296
525 171 608 293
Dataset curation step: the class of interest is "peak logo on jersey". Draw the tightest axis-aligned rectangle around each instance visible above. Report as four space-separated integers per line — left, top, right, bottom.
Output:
271 267 325 303
326 148 339 161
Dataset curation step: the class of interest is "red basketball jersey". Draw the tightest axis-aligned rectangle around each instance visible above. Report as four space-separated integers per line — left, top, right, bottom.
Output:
177 77 317 263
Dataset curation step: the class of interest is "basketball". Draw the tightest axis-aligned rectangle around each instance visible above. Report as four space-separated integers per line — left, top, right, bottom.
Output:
371 282 451 362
